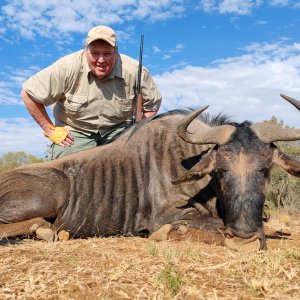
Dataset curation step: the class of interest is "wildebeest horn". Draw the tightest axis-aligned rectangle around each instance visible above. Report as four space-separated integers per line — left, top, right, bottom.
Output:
250 123 300 143
177 105 236 145
250 94 300 143
280 94 300 111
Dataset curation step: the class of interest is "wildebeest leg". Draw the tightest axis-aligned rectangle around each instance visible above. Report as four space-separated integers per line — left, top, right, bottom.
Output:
0 168 70 241
149 224 173 241
0 217 56 242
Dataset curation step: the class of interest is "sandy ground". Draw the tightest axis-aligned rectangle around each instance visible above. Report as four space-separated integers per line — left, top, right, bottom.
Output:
0 213 299 300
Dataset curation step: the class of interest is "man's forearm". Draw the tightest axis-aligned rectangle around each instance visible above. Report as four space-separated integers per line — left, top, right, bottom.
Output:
21 89 54 135
21 89 73 146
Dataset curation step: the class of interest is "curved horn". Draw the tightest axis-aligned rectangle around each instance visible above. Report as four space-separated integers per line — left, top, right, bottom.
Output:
280 94 300 111
250 94 300 143
177 105 235 145
250 123 300 143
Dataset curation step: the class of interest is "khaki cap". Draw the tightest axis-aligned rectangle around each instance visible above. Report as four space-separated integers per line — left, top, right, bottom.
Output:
86 25 116 47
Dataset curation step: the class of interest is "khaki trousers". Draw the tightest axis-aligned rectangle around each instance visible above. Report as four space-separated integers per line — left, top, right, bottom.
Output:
45 125 126 160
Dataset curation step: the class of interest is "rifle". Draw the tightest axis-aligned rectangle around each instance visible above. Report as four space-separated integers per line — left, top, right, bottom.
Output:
134 34 144 123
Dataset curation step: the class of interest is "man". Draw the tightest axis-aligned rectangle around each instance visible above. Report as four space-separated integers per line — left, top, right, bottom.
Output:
21 25 162 160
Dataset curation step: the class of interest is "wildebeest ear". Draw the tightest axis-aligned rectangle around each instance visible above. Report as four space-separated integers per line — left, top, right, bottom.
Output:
172 150 216 185
273 148 300 177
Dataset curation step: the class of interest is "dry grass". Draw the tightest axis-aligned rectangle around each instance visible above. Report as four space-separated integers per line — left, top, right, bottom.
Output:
0 214 300 300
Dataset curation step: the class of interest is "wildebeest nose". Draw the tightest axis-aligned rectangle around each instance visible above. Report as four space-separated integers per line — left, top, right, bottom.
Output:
225 227 267 251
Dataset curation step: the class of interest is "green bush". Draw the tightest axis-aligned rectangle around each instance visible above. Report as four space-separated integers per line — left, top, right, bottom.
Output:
0 151 42 174
265 117 300 213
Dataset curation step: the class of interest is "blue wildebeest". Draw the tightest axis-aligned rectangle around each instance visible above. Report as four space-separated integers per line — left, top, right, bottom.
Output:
0 94 300 250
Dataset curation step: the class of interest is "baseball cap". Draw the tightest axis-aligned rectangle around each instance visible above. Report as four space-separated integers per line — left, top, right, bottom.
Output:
86 25 116 47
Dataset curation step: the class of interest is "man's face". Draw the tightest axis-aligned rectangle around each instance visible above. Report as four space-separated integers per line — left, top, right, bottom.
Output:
85 40 117 80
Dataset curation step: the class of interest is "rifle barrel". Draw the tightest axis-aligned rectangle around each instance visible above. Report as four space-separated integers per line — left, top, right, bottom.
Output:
135 34 144 123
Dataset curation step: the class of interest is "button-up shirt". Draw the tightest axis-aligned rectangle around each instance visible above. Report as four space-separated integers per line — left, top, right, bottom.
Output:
23 50 162 135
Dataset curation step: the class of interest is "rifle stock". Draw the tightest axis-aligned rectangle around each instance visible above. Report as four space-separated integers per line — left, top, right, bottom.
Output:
135 94 143 122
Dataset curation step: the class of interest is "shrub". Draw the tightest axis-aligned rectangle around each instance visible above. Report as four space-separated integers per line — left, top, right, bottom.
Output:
0 151 42 174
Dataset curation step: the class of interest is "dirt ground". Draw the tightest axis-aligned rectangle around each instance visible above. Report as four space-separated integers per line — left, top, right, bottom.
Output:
0 213 299 300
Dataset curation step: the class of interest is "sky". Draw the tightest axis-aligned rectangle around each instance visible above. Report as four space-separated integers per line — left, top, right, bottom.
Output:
1 0 300 157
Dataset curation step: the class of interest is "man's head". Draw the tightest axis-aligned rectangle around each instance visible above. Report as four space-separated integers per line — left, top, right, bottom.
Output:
86 25 116 47
85 25 118 80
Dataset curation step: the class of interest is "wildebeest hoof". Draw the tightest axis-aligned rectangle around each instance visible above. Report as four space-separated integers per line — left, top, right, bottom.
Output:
30 223 40 233
58 230 70 241
36 228 57 242
177 224 189 235
149 224 173 241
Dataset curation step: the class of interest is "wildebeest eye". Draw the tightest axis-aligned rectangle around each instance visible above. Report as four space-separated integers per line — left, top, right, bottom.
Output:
217 167 230 173
255 168 269 176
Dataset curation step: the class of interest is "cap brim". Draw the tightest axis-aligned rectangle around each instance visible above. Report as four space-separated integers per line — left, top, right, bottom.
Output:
87 37 115 47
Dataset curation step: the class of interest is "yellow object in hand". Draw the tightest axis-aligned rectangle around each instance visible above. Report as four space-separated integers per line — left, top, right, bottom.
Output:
44 125 69 144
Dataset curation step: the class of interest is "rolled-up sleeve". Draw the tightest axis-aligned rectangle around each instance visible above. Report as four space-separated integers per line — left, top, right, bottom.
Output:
141 67 162 112
23 62 67 107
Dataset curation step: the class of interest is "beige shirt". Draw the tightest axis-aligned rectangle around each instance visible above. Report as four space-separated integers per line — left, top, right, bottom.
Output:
23 50 162 135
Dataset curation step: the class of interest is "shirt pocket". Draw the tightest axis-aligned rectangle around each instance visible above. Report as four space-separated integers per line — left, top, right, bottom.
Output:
114 95 135 117
65 95 88 115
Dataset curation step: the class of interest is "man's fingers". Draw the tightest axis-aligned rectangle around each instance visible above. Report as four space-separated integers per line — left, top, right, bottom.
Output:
65 136 74 145
67 132 73 140
60 137 73 147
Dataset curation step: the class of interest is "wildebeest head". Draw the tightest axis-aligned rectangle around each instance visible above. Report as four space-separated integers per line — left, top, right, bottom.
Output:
173 95 300 250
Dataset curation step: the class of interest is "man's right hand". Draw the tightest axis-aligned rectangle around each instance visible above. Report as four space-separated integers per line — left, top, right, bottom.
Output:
44 125 74 147
21 90 74 147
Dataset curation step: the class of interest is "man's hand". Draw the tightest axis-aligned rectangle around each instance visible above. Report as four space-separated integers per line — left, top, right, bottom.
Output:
21 90 74 147
44 125 74 147
142 111 157 119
